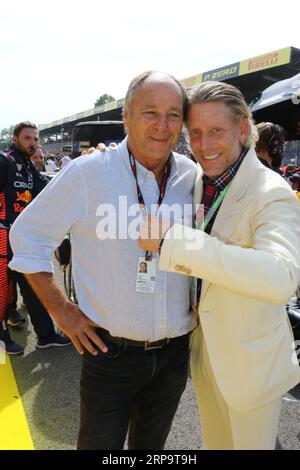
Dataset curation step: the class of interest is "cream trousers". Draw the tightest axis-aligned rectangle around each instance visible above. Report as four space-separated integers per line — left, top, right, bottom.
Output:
190 326 282 450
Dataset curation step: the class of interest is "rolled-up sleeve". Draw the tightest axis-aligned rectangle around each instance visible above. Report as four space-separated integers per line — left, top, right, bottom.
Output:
9 162 86 274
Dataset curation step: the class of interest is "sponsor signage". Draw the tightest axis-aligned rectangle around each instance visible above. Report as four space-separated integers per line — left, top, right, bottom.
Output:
239 47 291 75
39 47 293 132
203 63 239 82
180 74 202 90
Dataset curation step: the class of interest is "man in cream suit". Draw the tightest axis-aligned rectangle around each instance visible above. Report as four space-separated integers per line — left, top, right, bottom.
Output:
139 81 300 450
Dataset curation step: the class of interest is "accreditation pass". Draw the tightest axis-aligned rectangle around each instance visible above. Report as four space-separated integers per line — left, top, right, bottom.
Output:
136 257 157 294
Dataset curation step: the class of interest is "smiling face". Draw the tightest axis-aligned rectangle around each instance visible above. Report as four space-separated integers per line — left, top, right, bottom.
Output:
188 101 248 179
123 74 184 169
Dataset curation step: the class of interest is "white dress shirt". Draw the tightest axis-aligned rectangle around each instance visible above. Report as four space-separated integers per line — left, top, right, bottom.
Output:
9 138 198 341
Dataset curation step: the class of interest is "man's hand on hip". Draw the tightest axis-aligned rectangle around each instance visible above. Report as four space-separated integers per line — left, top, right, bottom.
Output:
55 302 108 356
24 272 107 356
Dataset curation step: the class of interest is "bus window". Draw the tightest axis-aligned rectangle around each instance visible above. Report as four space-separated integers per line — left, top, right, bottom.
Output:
72 121 125 157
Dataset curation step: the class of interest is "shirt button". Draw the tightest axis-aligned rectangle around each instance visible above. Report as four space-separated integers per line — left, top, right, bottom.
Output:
158 294 163 299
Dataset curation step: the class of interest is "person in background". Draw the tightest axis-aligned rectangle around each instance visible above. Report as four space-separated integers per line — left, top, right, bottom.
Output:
7 144 46 327
6 277 26 328
255 122 286 175
45 154 59 173
60 152 72 168
284 164 299 179
8 144 45 328
0 121 72 355
288 173 300 200
30 145 45 172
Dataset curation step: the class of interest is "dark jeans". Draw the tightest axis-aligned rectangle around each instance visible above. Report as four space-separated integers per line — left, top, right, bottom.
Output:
9 270 56 339
77 333 190 450
8 277 18 311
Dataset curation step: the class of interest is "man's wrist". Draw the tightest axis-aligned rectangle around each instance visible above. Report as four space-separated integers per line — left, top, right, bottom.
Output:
158 223 174 254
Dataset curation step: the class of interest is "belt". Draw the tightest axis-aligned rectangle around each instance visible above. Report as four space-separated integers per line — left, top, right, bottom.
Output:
97 328 188 351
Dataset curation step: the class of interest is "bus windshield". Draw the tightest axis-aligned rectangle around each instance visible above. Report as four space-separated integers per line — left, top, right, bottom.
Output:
72 121 125 157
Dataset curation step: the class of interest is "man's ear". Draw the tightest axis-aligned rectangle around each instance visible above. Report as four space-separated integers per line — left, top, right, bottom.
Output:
12 134 17 146
123 106 129 129
239 117 249 145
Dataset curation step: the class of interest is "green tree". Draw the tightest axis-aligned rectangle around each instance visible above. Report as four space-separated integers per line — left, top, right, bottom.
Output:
94 94 115 107
0 125 14 151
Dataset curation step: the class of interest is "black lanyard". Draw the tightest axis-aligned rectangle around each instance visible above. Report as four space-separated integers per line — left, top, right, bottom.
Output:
128 151 171 259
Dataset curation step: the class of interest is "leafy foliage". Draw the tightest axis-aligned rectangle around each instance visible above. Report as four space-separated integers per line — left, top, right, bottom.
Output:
94 94 115 107
0 125 14 151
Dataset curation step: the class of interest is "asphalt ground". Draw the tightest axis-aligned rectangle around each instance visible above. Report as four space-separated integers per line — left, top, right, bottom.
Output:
5 259 300 450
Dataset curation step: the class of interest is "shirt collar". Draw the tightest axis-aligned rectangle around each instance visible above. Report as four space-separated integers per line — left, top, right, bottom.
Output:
118 137 179 186
202 147 247 191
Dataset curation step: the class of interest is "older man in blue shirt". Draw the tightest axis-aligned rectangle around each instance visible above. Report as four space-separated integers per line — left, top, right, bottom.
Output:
9 71 197 450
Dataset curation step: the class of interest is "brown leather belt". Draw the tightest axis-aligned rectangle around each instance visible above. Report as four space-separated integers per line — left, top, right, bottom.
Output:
97 328 188 351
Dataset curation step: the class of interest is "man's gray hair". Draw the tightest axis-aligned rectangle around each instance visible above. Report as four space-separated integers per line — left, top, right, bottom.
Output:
188 81 258 148
123 70 188 120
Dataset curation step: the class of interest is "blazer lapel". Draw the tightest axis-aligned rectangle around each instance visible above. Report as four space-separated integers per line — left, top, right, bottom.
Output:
193 164 203 208
197 147 259 302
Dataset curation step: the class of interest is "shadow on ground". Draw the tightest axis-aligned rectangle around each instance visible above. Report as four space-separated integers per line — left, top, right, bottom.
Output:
10 316 80 450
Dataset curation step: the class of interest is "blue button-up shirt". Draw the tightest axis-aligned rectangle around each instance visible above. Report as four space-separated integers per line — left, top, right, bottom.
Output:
9 138 198 341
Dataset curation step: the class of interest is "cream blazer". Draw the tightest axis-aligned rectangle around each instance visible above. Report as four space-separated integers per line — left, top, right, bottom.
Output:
160 147 300 411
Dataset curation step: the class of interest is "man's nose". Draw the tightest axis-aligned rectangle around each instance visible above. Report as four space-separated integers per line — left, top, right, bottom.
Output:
192 134 211 153
201 134 213 152
154 114 168 130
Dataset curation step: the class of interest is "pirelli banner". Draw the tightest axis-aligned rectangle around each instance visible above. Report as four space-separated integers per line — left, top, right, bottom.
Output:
239 47 291 75
180 74 203 90
181 47 292 90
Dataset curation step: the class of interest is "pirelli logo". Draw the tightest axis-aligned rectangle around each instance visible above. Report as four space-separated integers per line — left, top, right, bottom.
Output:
239 47 291 75
247 52 279 71
181 74 202 89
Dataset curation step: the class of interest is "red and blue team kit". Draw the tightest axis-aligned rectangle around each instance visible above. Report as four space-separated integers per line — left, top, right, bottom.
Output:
0 146 47 319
